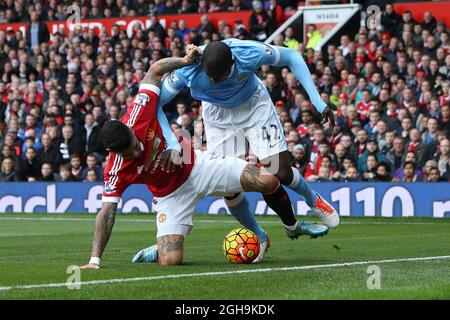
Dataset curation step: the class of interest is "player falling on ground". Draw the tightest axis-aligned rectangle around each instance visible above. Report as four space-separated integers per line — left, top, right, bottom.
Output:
80 45 328 269
139 39 339 249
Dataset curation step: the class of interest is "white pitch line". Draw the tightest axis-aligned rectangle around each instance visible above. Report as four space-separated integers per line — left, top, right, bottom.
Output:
1 255 450 292
0 216 449 226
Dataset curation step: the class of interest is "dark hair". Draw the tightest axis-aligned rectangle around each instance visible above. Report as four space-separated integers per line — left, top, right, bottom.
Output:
100 120 132 151
59 163 71 171
403 161 416 170
87 168 98 176
378 162 391 174
202 41 233 81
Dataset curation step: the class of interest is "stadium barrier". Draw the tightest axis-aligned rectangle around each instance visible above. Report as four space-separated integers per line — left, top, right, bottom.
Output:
0 182 449 218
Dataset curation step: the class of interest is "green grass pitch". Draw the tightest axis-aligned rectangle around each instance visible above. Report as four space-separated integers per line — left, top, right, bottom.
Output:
1 213 450 299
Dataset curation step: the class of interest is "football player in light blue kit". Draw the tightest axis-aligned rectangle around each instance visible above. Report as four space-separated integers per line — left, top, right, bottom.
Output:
132 39 339 264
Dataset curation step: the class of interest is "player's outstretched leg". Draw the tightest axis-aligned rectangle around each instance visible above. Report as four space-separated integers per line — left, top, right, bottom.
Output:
262 176 329 239
132 235 185 266
240 164 329 240
264 151 339 229
286 167 339 228
224 193 269 263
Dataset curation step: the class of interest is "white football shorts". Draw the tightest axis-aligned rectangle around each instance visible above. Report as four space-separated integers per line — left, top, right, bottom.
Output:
202 84 288 161
153 150 248 237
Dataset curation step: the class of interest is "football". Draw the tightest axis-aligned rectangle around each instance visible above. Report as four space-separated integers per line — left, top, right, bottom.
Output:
223 228 260 264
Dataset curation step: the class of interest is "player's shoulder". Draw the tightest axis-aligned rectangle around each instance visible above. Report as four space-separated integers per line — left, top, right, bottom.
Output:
222 38 268 51
174 61 202 81
223 38 276 64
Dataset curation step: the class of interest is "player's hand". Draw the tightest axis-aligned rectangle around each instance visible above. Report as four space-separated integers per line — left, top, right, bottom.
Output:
159 149 183 173
79 263 101 270
320 105 336 129
183 44 201 64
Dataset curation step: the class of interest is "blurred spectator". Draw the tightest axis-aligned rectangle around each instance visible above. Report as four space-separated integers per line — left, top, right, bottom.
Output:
435 139 450 176
20 147 40 180
291 144 307 176
56 163 77 182
305 24 323 51
84 168 99 183
39 162 56 182
81 113 103 158
249 1 270 41
36 133 62 170
69 154 83 181
80 153 103 181
26 10 49 50
58 125 84 164
0 157 20 182
428 167 446 182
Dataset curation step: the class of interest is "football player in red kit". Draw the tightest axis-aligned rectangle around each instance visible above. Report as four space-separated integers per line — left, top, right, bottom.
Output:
80 44 328 269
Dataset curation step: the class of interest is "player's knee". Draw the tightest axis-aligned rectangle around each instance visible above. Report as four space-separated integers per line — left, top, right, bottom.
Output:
258 167 280 194
276 166 293 185
159 252 183 266
157 234 184 266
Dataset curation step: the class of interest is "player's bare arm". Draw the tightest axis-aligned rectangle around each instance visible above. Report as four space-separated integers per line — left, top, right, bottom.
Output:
240 164 279 194
144 44 200 173
80 202 118 269
142 44 200 86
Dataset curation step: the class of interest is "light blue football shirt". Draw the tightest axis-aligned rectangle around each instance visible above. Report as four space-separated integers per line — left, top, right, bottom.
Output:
163 38 280 108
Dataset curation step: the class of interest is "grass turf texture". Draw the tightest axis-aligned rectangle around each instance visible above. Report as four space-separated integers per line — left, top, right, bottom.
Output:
1 213 450 299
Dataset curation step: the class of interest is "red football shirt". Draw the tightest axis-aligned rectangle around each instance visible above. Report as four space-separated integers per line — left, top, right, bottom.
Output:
102 83 194 202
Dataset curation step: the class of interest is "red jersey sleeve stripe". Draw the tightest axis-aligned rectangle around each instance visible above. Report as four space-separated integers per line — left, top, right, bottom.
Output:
127 104 142 127
139 83 160 96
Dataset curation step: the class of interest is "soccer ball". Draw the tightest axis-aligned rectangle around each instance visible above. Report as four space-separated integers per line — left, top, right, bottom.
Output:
223 228 260 264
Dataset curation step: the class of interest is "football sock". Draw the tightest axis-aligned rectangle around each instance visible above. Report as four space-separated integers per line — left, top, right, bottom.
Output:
284 221 299 231
262 180 297 227
287 167 318 207
224 193 267 243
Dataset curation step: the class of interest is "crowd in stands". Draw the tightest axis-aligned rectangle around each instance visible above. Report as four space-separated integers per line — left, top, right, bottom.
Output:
0 0 449 183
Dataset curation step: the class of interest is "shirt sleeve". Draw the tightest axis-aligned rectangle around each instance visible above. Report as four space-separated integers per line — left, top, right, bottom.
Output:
159 70 186 106
236 41 281 69
274 46 327 113
102 156 128 203
157 71 187 152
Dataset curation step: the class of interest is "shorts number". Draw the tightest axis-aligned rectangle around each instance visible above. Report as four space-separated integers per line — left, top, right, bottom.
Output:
261 124 280 142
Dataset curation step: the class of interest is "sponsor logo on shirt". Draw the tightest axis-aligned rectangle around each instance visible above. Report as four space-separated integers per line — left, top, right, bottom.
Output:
145 129 162 172
150 151 164 174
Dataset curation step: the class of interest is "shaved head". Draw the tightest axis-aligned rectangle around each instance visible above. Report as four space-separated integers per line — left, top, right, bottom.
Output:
202 41 233 83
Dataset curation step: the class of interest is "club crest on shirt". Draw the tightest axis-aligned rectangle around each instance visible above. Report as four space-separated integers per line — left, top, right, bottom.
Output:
158 213 167 223
147 128 156 141
137 165 144 174
134 93 150 106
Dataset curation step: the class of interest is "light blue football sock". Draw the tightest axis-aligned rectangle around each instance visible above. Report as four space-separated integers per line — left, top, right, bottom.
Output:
287 167 318 207
225 193 267 243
